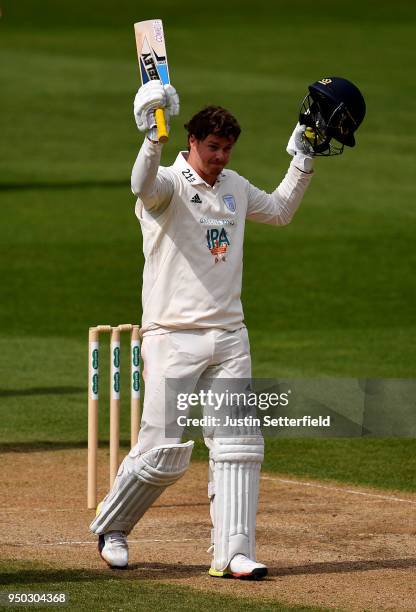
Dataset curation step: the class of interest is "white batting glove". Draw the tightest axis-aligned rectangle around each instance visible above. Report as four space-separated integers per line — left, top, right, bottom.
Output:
133 80 180 142
286 123 314 173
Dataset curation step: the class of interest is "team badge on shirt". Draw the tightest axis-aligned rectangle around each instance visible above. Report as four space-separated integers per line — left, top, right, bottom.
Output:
206 228 230 263
222 194 236 213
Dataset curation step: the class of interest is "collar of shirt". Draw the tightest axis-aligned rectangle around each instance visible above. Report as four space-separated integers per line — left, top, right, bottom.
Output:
173 151 226 187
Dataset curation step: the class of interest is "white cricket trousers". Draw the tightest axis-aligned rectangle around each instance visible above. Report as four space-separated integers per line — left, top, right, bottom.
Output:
136 327 252 452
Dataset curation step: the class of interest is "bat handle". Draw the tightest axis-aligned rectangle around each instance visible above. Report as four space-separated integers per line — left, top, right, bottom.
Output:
155 108 169 143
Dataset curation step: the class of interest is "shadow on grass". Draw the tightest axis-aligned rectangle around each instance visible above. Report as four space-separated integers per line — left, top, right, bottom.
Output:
0 441 89 453
0 386 85 398
0 179 129 192
0 441 131 453
0 564 208 585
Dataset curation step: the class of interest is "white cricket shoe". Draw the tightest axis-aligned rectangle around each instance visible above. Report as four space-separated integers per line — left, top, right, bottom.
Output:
98 531 128 569
209 553 268 580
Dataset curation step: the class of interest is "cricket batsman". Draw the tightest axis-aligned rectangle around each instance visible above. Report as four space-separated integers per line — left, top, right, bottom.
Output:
90 75 365 578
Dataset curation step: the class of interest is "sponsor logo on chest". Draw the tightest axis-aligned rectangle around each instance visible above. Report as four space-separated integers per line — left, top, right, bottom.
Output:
206 227 230 264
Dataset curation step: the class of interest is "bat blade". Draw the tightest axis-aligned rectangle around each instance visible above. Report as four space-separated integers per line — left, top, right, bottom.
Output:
134 19 170 143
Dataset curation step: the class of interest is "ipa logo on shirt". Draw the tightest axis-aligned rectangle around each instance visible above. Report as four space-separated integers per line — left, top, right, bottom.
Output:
206 228 230 263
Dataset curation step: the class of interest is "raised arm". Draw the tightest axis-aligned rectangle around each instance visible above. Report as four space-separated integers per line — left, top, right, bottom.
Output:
131 139 174 214
131 80 179 214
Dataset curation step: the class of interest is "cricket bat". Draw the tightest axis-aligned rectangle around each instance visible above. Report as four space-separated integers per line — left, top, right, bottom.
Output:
134 19 170 144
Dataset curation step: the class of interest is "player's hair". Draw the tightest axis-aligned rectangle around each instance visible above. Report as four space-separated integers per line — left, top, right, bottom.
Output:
184 106 241 145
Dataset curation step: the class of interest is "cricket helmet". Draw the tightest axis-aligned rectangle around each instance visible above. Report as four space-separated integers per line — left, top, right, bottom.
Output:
299 76 366 155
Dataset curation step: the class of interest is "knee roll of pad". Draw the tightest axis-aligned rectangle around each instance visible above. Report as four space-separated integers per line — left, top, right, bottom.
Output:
209 436 264 463
209 436 264 571
90 441 193 535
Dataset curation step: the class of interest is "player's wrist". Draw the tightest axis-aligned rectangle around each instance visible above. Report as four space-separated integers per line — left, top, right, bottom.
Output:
146 124 166 145
290 155 314 174
146 135 161 145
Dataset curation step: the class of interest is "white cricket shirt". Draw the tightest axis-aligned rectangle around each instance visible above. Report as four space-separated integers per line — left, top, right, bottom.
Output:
132 139 312 334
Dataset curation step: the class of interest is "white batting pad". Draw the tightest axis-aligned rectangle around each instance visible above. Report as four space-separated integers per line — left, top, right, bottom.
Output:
90 441 193 535
209 436 264 571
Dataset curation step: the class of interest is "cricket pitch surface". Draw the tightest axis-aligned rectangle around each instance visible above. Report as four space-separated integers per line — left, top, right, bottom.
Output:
2 448 416 611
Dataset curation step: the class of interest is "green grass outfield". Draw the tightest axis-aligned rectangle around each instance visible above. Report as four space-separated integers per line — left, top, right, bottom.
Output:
1 2 415 607
1 1 415 609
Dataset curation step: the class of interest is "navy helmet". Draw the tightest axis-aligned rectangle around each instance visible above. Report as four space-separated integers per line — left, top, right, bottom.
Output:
299 77 366 155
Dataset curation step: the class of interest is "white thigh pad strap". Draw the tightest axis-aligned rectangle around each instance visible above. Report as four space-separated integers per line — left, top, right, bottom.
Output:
209 436 263 571
90 441 193 535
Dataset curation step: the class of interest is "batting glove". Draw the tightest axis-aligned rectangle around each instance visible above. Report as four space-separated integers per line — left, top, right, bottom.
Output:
286 123 314 173
134 80 180 142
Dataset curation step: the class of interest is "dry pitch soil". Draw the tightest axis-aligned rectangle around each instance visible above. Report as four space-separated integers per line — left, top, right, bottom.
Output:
2 448 416 611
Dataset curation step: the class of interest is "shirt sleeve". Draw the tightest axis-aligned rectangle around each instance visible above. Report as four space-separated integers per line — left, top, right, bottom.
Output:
131 138 174 215
246 159 313 225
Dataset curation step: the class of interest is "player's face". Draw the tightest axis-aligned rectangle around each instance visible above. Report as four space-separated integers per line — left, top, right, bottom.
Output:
188 135 235 184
